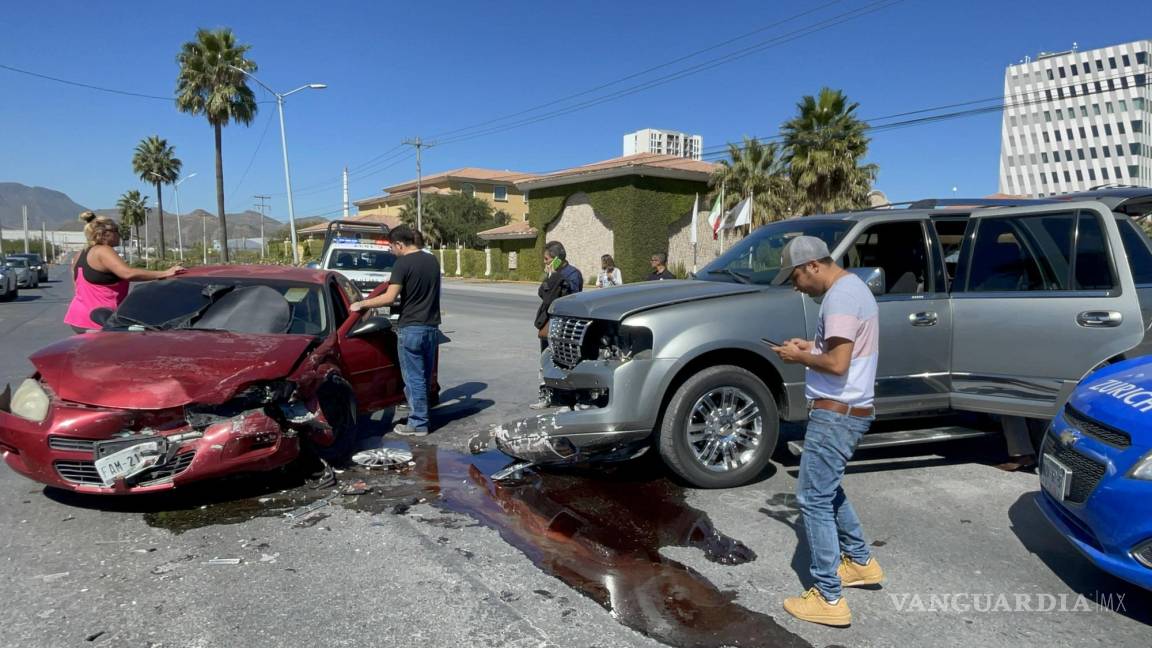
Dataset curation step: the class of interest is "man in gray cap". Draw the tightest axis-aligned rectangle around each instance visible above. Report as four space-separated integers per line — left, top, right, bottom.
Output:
770 235 884 627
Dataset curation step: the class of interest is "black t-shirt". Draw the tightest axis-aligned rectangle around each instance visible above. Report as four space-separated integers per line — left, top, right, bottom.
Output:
647 268 676 281
390 251 441 327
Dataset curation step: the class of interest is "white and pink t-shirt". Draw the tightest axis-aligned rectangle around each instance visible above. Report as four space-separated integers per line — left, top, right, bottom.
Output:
806 273 879 407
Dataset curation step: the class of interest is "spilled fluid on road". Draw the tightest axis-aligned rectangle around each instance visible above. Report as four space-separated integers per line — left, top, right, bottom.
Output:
138 441 812 648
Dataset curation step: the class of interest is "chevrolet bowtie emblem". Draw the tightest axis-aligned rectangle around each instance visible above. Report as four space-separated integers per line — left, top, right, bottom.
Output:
1058 430 1079 448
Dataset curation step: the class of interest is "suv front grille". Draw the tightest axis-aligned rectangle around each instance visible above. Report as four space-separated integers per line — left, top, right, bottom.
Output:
1041 436 1107 504
1064 404 1131 448
549 317 592 370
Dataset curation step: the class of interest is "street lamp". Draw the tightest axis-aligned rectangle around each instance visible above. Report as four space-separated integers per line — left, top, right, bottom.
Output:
170 172 196 262
231 65 326 264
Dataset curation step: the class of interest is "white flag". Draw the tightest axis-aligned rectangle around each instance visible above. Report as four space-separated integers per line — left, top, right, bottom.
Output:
707 193 724 240
724 197 751 229
690 193 700 245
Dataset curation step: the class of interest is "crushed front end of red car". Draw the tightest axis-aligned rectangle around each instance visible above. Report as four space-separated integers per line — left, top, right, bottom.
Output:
0 326 339 495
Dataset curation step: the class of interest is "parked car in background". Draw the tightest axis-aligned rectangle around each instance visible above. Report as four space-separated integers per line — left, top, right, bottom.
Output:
4 257 38 288
493 188 1152 488
0 266 437 494
0 262 18 301
7 253 48 282
1037 356 1152 591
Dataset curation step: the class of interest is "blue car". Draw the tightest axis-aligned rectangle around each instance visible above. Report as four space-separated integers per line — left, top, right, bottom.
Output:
1037 357 1152 590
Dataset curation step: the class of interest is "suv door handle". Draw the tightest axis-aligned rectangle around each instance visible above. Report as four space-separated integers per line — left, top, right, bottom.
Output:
909 311 938 327
1077 311 1123 327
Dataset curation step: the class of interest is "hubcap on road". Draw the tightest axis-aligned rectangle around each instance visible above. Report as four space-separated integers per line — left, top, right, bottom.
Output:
686 386 762 473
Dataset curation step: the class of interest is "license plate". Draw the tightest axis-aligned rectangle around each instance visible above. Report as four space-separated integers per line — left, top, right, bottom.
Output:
94 441 162 486
1040 454 1072 501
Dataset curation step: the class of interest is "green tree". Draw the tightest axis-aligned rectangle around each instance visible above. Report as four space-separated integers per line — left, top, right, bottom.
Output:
116 190 148 258
709 136 798 226
780 87 877 214
175 27 258 263
400 192 507 249
132 135 182 260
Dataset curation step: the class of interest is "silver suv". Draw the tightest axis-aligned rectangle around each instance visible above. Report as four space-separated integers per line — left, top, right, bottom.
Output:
494 189 1152 488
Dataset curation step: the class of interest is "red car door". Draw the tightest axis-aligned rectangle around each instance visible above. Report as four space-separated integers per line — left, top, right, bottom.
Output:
329 278 404 411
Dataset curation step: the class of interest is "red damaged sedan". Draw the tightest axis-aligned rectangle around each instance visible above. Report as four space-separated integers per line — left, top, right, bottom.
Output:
0 266 428 494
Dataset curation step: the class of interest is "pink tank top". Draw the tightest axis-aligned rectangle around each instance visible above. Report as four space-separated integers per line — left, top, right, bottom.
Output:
64 248 129 330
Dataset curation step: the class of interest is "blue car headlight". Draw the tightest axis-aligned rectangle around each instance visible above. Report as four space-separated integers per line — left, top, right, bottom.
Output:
1128 450 1152 481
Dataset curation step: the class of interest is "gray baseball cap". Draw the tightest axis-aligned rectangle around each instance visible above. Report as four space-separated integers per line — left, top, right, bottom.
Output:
778 236 834 268
774 235 831 284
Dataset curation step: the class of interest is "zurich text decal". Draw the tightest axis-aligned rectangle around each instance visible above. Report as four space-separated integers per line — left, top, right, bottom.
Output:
1087 379 1152 413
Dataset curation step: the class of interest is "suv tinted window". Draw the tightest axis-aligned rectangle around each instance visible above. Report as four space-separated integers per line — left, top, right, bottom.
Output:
1119 220 1152 285
964 212 1115 292
842 221 930 294
699 220 852 285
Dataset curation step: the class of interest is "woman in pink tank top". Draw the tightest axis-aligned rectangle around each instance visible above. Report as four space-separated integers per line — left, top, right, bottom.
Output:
64 212 184 333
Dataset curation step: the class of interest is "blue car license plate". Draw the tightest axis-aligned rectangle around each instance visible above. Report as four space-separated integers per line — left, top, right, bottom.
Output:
1041 454 1072 501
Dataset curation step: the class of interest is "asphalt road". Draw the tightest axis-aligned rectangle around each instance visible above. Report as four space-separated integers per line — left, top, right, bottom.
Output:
0 267 1149 648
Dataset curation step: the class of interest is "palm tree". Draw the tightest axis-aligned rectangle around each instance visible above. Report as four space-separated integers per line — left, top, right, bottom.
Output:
132 136 182 260
709 137 797 227
175 28 258 263
398 194 447 246
116 190 148 258
780 88 878 214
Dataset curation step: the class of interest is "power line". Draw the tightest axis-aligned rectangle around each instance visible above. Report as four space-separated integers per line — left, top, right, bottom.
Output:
0 63 173 101
228 110 277 203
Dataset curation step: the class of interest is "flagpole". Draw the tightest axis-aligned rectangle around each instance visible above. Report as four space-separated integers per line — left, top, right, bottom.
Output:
691 192 699 274
720 182 726 253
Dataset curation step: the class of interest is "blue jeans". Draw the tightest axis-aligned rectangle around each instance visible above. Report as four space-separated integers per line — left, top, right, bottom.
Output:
397 325 439 431
796 408 874 601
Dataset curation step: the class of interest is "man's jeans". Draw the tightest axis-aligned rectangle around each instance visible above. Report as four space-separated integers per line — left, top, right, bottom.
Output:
397 325 438 431
796 408 875 601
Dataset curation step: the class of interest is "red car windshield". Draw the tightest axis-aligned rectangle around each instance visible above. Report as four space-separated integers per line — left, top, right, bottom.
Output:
109 278 329 336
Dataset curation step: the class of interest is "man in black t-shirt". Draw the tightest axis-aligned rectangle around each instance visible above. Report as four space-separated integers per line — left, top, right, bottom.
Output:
647 252 676 281
351 225 441 436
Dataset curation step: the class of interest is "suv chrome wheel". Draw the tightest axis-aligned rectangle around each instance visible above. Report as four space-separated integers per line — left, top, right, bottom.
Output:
687 387 763 472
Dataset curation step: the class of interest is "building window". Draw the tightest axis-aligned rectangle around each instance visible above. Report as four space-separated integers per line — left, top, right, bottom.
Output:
1136 73 1148 87
1121 76 1130 89
493 185 508 202
1078 126 1086 138
1115 166 1123 180
1055 108 1064 120
461 183 475 198
1134 120 1145 133
1093 103 1100 115
1104 146 1112 158
1104 124 1113 136
1059 67 1067 78
1096 59 1104 71
1078 148 1086 160
1119 99 1128 112
1095 81 1103 93
1102 168 1110 180
1055 130 1062 142
1043 110 1051 121
1091 125 1100 137
1082 83 1089 95
1138 52 1148 65
1041 152 1049 163
1131 143 1142 155
1130 165 1141 179
1069 85 1077 97
1065 150 1074 162
1122 54 1131 67
1076 169 1084 182
1108 79 1116 91
1080 105 1089 117
1046 89 1053 101
1066 128 1074 140
1047 68 1055 80
1119 122 1127 135
1091 147 1098 159
1052 172 1060 183
1070 63 1079 75
1137 98 1147 110
1107 101 1115 113
1109 56 1117 69
1057 87 1065 99
1089 168 1097 181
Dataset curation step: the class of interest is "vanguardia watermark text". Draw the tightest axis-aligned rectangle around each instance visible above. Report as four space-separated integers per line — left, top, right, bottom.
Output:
889 592 1127 613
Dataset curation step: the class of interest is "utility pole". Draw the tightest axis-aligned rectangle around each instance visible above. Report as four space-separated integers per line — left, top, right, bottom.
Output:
41 222 47 260
402 137 435 233
342 167 349 219
254 195 270 259
22 205 29 253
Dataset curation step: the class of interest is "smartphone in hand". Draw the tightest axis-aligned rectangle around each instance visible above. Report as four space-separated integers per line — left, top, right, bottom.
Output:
761 337 783 347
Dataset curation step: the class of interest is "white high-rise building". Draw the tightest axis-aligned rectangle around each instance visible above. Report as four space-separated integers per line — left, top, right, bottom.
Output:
623 128 703 161
999 40 1151 197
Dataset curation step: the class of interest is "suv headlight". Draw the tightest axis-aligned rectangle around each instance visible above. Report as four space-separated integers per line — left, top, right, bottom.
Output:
1129 451 1152 481
596 324 653 361
11 379 50 423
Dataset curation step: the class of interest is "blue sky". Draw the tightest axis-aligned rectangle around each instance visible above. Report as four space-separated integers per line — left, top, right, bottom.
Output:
1 0 1150 221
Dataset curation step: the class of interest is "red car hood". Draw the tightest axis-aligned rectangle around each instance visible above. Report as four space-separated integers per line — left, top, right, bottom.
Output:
30 331 316 409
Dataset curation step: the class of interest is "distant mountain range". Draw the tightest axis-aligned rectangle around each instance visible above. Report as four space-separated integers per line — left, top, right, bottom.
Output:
0 182 300 245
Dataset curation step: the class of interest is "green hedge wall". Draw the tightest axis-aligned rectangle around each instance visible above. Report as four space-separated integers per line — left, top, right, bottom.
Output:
524 176 703 285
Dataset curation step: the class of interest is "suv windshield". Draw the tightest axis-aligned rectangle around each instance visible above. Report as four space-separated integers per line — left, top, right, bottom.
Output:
6 258 28 269
108 277 329 336
327 248 396 271
698 219 854 284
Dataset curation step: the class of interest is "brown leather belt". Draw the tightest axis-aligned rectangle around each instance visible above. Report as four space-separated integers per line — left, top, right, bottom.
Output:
810 399 874 417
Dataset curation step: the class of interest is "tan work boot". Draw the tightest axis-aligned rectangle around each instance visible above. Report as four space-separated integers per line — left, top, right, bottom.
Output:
783 587 851 627
838 555 885 587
